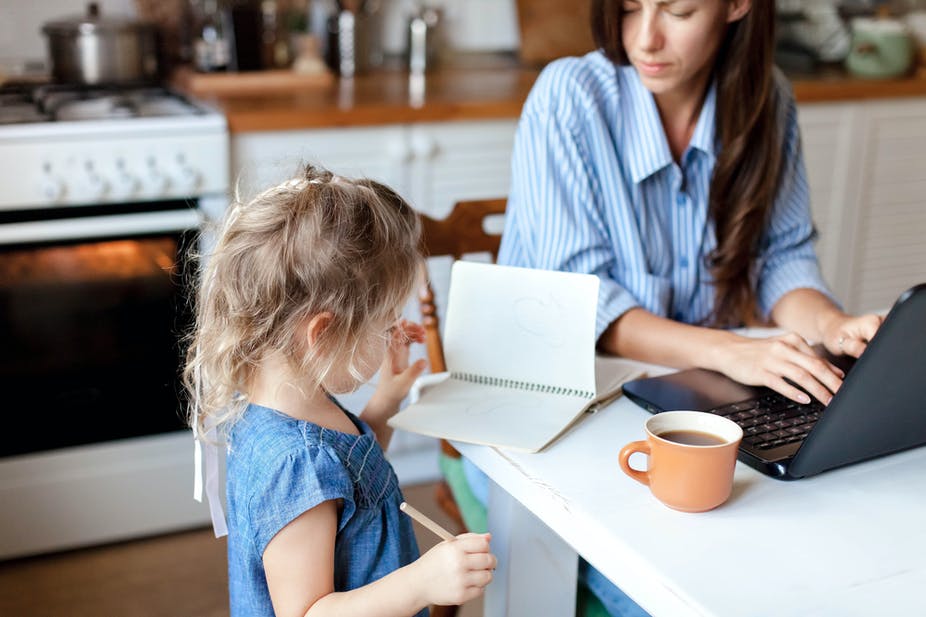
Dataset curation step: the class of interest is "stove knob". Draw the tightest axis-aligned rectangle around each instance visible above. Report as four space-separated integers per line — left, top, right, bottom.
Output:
40 175 66 201
114 172 141 198
83 172 110 200
145 165 171 195
176 165 203 193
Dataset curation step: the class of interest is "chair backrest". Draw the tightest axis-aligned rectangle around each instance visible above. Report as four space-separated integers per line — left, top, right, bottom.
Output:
418 198 507 374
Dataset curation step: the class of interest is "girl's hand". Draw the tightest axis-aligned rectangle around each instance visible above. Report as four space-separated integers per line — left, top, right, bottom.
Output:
819 312 883 359
366 319 427 421
717 332 846 405
413 533 496 607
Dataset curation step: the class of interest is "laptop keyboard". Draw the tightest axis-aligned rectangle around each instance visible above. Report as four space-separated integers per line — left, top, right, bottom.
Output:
709 393 825 450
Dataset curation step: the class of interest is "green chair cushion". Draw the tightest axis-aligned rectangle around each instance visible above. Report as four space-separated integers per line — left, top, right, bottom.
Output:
438 452 488 534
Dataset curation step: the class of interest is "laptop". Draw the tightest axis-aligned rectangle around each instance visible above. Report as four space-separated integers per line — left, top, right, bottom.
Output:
622 283 926 480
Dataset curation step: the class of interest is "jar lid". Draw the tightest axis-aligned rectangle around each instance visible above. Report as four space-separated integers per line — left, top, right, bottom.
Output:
851 17 910 35
42 2 154 36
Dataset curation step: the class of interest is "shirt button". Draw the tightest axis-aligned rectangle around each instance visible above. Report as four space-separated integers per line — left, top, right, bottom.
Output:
676 193 686 206
680 257 689 268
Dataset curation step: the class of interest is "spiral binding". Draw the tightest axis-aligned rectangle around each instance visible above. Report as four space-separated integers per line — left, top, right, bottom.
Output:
451 372 595 400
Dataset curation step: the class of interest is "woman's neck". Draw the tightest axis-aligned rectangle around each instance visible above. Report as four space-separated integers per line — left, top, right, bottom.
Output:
653 73 712 163
248 353 359 433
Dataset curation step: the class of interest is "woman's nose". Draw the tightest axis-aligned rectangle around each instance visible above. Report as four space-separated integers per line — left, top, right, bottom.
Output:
636 11 665 52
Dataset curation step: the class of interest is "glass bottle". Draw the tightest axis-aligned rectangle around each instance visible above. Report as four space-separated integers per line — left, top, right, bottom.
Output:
193 0 231 72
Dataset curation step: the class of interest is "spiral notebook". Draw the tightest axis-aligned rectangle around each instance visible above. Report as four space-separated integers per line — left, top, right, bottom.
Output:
388 261 644 453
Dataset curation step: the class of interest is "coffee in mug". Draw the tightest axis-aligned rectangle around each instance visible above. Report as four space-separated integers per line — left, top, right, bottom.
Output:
619 411 743 512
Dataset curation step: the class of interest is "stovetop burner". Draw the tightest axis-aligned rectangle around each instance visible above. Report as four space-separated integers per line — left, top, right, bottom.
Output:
0 83 206 125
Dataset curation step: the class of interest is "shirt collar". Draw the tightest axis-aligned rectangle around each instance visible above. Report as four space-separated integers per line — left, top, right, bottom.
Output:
619 67 718 184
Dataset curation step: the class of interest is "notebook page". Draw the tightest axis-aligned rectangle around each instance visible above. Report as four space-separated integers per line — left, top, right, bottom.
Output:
443 261 599 396
390 376 591 452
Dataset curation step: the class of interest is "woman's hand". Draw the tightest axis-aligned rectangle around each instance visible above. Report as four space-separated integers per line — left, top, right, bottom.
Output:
819 312 884 359
716 332 846 405
412 533 495 607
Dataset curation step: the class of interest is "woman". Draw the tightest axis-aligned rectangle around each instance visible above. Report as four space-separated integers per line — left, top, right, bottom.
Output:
500 0 882 404
461 1 884 615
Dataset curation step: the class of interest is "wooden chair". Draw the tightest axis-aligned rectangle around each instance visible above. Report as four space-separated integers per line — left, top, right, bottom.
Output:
417 197 506 617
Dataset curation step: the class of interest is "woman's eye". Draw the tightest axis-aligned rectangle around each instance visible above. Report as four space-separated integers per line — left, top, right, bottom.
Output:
622 2 641 14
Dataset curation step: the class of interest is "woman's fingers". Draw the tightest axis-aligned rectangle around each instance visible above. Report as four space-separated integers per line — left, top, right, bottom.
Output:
838 314 881 357
774 365 832 405
765 334 843 404
765 375 812 405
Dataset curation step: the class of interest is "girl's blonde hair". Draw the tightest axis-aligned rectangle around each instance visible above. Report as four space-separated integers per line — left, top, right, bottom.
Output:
184 164 422 436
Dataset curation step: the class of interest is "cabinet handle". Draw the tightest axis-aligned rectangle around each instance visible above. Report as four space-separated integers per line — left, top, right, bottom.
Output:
410 135 438 159
386 140 413 163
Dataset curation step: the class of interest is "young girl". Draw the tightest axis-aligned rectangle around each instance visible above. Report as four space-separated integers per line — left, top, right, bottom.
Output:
185 165 495 617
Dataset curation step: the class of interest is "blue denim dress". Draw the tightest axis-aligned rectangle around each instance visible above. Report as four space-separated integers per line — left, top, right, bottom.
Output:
226 403 426 617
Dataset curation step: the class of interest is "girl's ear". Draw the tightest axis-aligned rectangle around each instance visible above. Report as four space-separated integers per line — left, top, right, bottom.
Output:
726 0 751 23
305 312 334 347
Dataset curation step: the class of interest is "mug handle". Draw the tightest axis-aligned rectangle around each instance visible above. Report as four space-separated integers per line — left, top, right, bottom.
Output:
619 440 651 486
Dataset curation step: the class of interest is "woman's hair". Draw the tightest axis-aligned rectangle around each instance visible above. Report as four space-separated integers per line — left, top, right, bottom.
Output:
184 164 422 436
591 0 781 326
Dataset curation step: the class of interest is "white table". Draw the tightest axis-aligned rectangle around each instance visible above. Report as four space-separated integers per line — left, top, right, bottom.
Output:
454 366 926 617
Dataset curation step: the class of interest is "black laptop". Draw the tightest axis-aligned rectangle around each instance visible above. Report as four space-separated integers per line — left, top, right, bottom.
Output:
622 283 926 480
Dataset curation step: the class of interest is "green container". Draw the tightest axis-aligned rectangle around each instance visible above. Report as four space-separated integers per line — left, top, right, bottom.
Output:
845 18 915 79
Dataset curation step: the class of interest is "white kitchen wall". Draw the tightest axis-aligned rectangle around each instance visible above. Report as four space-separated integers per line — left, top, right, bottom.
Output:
0 0 137 66
381 0 519 55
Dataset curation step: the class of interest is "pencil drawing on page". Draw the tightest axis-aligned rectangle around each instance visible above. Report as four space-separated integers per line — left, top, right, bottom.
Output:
514 292 568 347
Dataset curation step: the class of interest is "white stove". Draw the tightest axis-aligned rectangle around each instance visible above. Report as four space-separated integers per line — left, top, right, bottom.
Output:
0 82 229 560
0 83 228 212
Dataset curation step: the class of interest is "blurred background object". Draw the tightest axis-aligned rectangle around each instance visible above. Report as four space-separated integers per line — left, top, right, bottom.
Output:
513 0 594 67
42 2 162 84
406 3 443 74
777 0 852 73
322 0 386 77
846 14 916 77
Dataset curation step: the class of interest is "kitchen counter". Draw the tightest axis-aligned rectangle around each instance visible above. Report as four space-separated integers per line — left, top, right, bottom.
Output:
187 55 926 134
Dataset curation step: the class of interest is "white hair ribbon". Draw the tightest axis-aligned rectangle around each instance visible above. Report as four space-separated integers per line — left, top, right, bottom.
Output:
192 350 228 538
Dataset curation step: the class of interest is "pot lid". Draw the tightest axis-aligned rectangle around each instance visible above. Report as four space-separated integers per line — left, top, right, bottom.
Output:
42 2 154 35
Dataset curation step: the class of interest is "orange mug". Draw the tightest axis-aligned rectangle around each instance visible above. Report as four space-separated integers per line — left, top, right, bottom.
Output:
619 411 743 512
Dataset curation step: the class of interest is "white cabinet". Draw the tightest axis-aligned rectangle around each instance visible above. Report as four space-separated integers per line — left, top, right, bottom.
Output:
231 125 407 201
231 119 518 218
798 97 926 314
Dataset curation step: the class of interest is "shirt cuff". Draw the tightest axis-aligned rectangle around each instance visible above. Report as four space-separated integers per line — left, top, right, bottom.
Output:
595 278 641 340
757 257 840 320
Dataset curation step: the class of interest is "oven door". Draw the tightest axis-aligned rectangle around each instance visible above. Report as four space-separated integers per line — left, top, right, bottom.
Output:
0 202 201 458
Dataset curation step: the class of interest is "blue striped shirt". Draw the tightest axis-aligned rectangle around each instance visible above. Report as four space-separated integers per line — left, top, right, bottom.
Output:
499 51 834 337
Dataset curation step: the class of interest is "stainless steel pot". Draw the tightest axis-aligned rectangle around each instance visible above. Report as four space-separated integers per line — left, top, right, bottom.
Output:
42 2 160 85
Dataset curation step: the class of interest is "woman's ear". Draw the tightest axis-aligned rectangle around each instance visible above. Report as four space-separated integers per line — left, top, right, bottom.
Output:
726 0 751 23
304 312 333 347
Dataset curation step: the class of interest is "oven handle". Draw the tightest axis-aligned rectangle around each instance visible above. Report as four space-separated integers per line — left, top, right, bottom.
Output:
0 209 202 246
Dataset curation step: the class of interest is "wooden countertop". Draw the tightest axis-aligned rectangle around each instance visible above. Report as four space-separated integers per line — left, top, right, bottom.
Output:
187 56 926 134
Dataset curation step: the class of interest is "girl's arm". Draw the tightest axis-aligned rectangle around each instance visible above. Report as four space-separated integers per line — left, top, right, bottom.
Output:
363 320 427 449
263 500 495 617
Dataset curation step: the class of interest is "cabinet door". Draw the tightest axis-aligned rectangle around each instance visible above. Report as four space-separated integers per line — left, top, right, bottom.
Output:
407 119 518 219
796 102 856 301
231 126 408 198
847 99 926 314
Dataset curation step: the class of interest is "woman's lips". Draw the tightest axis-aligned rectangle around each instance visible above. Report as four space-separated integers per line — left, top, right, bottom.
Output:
636 60 671 76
